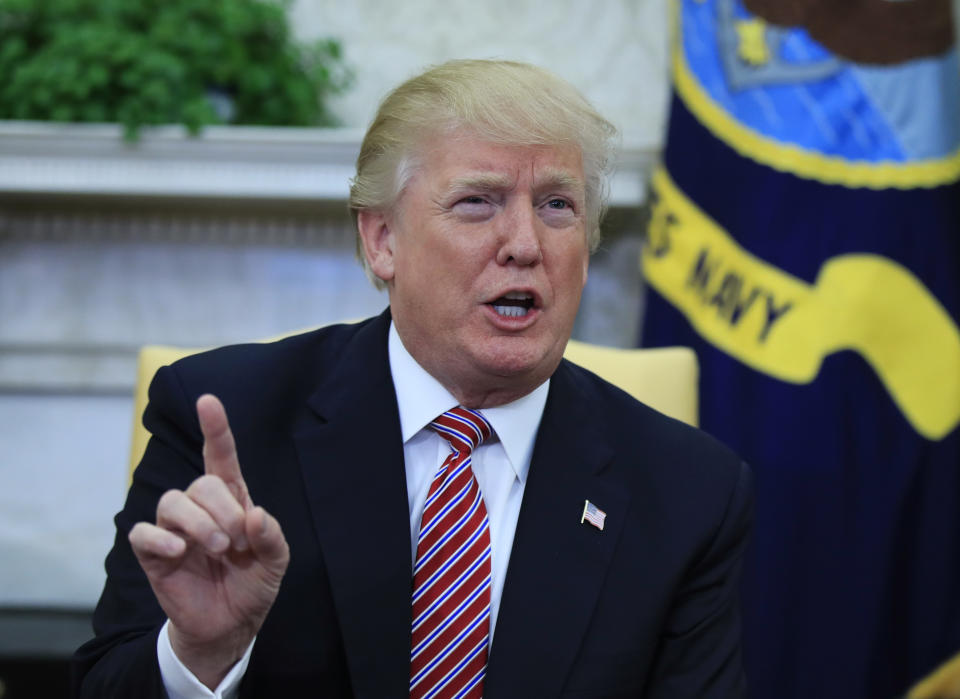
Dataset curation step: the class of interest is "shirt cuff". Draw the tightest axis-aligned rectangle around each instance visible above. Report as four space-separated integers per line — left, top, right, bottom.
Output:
157 619 255 699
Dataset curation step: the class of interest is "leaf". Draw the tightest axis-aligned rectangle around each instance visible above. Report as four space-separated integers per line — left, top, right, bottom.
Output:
1 0 351 132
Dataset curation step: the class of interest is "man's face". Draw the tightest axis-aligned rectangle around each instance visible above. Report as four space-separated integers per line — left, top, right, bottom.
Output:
359 130 590 407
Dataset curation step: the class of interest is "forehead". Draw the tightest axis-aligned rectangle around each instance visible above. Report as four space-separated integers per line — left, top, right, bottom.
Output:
417 131 586 192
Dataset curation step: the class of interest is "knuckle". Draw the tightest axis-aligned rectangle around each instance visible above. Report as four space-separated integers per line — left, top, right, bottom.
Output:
156 489 184 513
128 523 158 556
187 474 222 498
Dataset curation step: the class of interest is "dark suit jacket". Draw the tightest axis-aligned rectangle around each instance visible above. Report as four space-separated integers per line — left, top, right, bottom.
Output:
73 310 752 698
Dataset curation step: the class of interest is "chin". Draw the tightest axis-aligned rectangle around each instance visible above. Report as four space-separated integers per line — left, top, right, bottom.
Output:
475 336 560 379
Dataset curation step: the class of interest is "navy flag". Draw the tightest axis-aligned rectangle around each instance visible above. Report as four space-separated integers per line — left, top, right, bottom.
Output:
641 2 960 698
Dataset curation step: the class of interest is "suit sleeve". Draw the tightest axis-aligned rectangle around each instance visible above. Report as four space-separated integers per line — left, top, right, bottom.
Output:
644 460 754 699
72 364 206 698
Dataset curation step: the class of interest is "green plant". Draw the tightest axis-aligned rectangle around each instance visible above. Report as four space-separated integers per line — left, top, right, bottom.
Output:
0 0 352 139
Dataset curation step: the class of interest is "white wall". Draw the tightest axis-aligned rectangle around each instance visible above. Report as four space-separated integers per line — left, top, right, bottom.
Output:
0 0 669 614
290 0 671 148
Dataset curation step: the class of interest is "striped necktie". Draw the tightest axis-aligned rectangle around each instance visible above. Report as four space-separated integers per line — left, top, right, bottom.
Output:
410 406 493 699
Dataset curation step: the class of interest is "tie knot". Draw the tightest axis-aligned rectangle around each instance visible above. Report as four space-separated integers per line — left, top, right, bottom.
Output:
430 406 492 454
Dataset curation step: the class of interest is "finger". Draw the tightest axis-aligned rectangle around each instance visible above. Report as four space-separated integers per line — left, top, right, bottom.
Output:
156 489 232 556
246 507 290 577
129 521 187 560
185 475 249 552
196 394 251 508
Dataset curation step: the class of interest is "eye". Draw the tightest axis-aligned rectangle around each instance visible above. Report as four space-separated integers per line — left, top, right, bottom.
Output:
451 195 495 220
453 195 493 209
539 196 579 228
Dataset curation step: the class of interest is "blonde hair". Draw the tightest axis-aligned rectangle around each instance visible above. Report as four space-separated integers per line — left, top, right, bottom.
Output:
349 59 618 285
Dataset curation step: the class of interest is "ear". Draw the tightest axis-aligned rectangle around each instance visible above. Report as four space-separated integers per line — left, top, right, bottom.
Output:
357 210 396 283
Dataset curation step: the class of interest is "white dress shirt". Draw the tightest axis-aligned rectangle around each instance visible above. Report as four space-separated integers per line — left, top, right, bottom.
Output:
159 321 548 698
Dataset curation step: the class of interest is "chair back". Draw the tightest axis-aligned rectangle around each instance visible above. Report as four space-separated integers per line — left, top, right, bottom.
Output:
129 332 699 481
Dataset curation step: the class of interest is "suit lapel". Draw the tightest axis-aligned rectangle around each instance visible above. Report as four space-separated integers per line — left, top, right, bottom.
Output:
290 318 628 697
293 311 412 699
485 361 631 698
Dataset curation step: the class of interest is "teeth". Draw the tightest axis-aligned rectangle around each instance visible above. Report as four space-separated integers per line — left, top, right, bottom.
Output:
493 305 528 318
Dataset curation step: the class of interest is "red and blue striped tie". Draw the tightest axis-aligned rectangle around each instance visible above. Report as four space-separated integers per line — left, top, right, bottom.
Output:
410 407 493 699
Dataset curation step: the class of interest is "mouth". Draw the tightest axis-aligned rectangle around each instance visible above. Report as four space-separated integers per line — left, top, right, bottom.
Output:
487 290 537 319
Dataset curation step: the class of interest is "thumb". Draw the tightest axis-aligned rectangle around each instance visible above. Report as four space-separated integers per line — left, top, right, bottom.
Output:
246 506 290 577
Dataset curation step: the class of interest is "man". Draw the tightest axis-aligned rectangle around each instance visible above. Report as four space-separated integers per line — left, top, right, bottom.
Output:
74 59 752 698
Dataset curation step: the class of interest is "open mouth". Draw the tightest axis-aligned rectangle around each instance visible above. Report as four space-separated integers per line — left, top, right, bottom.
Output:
489 291 536 318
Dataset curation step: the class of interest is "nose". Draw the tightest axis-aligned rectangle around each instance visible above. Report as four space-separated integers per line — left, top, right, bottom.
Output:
496 201 542 266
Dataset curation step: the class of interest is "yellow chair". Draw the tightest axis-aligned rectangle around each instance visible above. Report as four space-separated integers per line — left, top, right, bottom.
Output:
128 328 699 479
908 650 960 698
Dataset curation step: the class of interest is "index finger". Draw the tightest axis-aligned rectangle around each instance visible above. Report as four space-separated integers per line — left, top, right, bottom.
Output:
196 394 250 507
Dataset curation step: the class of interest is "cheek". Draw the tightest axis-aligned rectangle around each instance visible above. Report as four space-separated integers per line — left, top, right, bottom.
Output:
558 242 589 286
405 264 469 316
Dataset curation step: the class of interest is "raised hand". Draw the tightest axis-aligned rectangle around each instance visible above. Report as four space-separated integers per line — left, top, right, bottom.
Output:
128 394 290 689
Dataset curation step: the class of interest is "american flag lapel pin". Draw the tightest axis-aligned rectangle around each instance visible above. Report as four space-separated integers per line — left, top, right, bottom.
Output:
581 499 606 531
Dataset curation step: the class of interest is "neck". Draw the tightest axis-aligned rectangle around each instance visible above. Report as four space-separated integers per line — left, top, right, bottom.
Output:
411 349 547 409
448 382 538 410
389 311 558 410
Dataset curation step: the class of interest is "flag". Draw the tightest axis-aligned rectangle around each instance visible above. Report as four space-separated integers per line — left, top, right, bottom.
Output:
581 500 606 531
641 2 960 697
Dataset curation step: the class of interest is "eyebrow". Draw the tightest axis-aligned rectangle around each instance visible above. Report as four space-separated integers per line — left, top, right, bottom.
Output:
444 169 585 197
445 172 515 195
535 168 586 196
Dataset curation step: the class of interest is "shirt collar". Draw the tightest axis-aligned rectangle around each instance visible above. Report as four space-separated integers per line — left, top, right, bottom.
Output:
388 321 548 484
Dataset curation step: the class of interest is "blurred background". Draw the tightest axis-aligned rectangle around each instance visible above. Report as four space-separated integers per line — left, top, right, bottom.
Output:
0 0 957 697
0 1 665 695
